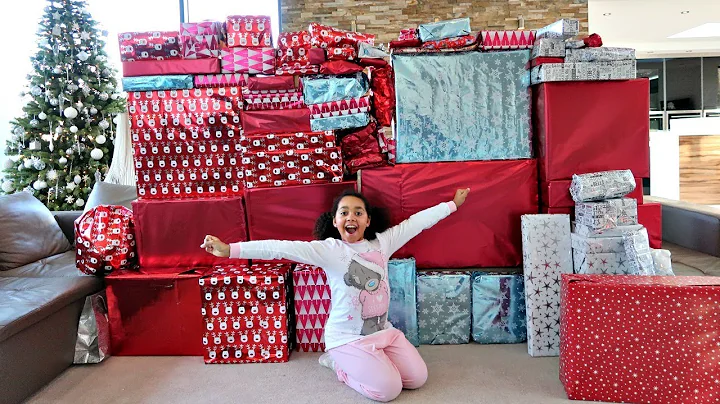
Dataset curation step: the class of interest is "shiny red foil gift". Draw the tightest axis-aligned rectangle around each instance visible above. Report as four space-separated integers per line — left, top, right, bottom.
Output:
241 108 312 135
371 66 395 127
340 122 387 174
309 22 375 49
75 205 137 276
638 202 662 248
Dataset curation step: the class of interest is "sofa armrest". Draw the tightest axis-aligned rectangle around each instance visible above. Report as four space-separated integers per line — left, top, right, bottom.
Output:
645 196 720 257
53 211 83 245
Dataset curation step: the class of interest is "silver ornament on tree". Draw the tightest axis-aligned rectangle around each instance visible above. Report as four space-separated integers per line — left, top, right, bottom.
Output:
53 66 62 74
3 159 14 170
66 148 74 156
90 107 98 115
29 139 42 150
99 92 109 101
70 126 78 133
99 119 110 130
24 159 33 168
30 86 43 96
38 111 47 120
49 98 59 106
74 175 82 184
90 148 104 160
58 157 68 166
30 118 39 127
33 159 46 171
75 198 85 207
1 180 14 193
77 51 90 61
67 83 79 93
102 69 111 77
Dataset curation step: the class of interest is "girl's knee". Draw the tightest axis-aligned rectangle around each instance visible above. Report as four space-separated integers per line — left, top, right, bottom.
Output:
403 361 428 390
366 372 402 402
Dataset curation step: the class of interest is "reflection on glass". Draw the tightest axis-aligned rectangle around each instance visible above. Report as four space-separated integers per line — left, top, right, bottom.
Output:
702 57 720 111
665 58 702 111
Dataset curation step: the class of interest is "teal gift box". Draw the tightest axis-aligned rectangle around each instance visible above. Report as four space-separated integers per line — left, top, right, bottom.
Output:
471 272 526 344
387 258 419 346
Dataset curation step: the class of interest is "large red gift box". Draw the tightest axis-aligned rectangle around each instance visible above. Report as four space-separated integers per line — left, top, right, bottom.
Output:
132 197 247 269
75 205 137 276
226 15 273 48
199 263 293 364
638 202 662 248
534 79 650 181
359 160 538 268
245 182 356 241
541 177 644 208
122 58 220 77
241 108 312 136
293 264 331 352
242 148 344 189
118 31 181 62
560 274 720 404
106 267 206 356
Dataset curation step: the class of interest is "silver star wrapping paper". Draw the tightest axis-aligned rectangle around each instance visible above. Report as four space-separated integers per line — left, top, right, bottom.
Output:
417 271 472 345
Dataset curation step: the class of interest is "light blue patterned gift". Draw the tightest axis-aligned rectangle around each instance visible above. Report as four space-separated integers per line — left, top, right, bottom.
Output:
471 272 526 344
122 75 194 91
393 51 531 163
310 112 370 132
388 258 419 347
302 74 369 105
417 272 471 345
418 18 471 42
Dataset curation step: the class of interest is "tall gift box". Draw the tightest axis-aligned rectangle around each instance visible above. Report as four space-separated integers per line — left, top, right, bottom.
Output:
638 202 662 249
417 272 471 345
293 264 331 352
393 50 531 163
387 258 419 347
560 274 720 404
199 263 293 364
471 272 526 344
521 214 573 357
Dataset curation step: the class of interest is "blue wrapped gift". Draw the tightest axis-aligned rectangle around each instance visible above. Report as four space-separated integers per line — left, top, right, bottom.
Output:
388 259 419 346
417 272 471 345
121 75 194 91
471 272 526 344
418 18 472 42
310 112 370 132
302 74 369 105
393 50 532 163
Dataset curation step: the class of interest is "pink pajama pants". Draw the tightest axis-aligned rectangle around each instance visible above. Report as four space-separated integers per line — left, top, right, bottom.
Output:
328 328 428 402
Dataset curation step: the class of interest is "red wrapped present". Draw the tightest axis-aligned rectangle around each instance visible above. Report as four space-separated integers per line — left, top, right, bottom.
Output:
75 205 137 276
399 28 419 41
275 65 321 76
118 31 181 62
122 58 220 77
278 31 311 48
134 164 244 200
422 34 478 51
534 80 651 181
377 126 396 164
340 122 387 174
319 60 364 75
531 57 565 67
308 96 371 120
541 177 644 208
389 39 423 49
243 91 305 111
199 263 292 364
226 15 272 48
242 147 344 189
325 46 357 61
277 47 312 69
241 131 335 154
371 66 395 127
241 108 312 135
638 202 662 248
293 264 331 352
560 274 720 404
220 47 276 74
480 30 535 51
132 197 247 269
359 160 538 268
180 34 222 59
309 22 375 49
308 48 326 65
245 182 356 241
106 267 207 356
246 76 297 93
194 73 247 88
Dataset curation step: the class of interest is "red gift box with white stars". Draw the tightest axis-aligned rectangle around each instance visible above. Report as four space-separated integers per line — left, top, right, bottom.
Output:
199 263 293 364
293 264 331 352
560 274 720 404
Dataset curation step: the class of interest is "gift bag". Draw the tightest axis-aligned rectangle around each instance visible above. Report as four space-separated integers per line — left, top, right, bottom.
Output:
74 291 110 364
75 205 137 276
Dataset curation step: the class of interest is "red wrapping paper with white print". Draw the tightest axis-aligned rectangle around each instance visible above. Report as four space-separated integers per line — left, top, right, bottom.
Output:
371 66 395 127
241 131 335 154
241 108 312 135
421 34 478 51
199 263 293 364
480 30 536 50
340 122 387 174
75 205 137 276
560 274 720 404
293 264 331 352
309 22 375 49
226 15 273 48
277 31 313 68
319 60 365 76
242 147 343 189
276 65 321 76
326 46 357 61
118 31 181 62
220 47 276 74
243 91 306 111
399 28 419 41
194 74 248 88
377 126 396 164
134 159 244 199
309 96 371 120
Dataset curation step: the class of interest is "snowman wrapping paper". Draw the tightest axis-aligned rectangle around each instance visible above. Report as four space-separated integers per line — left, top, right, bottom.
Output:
293 264 331 352
199 263 294 364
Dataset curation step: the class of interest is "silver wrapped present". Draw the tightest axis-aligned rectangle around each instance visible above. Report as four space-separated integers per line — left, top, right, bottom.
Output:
575 198 638 231
573 250 635 275
564 40 585 49
535 19 580 40
74 291 110 364
358 42 389 59
122 74 194 91
310 112 370 132
530 60 637 84
571 232 624 254
531 38 566 58
623 227 655 275
569 170 636 202
302 74 369 105
418 18 472 42
574 223 644 238
565 47 636 63
650 249 674 276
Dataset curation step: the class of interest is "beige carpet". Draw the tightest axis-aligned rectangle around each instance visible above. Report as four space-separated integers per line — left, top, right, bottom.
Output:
27 344 602 404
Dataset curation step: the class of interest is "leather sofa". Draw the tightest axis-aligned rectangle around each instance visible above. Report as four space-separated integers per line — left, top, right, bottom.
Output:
0 192 101 404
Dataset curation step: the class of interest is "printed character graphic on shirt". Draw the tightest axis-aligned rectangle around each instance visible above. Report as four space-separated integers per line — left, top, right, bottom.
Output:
343 258 389 335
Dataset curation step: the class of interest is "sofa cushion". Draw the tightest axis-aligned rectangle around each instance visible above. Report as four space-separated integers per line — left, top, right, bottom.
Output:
0 251 81 278
84 181 137 212
665 242 720 277
0 192 72 270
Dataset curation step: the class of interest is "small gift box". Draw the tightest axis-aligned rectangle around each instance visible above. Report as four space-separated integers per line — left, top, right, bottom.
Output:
418 18 471 42
226 15 273 47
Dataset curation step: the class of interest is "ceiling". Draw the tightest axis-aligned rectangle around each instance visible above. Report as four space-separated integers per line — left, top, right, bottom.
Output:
589 0 720 57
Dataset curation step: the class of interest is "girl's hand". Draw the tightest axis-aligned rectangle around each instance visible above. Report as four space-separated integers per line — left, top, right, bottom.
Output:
453 188 470 208
201 235 231 258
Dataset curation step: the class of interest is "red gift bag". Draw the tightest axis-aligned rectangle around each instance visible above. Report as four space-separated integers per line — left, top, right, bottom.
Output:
75 205 137 276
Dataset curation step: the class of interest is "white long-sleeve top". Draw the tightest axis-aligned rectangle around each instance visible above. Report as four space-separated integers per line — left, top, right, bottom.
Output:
229 201 456 350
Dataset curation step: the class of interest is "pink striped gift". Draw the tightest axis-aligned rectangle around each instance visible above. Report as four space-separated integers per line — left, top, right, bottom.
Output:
181 35 222 59
180 21 224 37
309 96 371 120
243 91 305 111
480 30 536 50
194 73 248 88
293 264 331 352
220 47 275 74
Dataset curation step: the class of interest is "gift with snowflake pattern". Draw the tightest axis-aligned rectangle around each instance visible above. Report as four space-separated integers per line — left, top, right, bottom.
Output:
417 271 471 345
388 259 419 347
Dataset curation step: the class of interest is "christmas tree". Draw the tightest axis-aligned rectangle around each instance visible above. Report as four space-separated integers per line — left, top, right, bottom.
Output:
1 0 125 210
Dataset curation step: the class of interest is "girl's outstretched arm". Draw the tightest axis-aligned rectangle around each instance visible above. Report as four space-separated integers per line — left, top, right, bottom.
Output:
201 236 333 268
377 188 469 257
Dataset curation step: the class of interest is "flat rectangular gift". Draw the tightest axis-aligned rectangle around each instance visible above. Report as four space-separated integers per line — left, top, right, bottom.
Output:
106 267 206 356
535 19 579 40
575 198 638 231
122 75 194 92
573 223 644 238
308 96 371 120
118 31 181 62
359 160 538 268
418 18 471 42
388 259 419 347
572 250 634 275
132 197 247 269
417 272 472 345
241 108 312 135
569 170 638 203
310 112 370 132
226 15 273 48
521 214 573 357
571 233 624 254
560 274 720 404
530 60 637 84
302 75 369 105
241 131 335 154
480 30 535 51
275 66 321 76
194 73 248 88
565 47 636 62
393 50 531 163
294 264 331 352
638 202 662 249
243 91 305 111
245 182 355 241
471 272 526 344
535 80 650 182
122 58 220 77
309 22 375 49
220 48 276 74
531 38 566 58
242 147 344 189
246 76 297 93
199 263 292 364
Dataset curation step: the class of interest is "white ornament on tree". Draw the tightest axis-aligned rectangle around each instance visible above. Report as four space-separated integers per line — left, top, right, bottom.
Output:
52 66 62 74
99 120 110 130
33 180 48 190
30 118 39 127
52 25 61 36
29 140 42 150
13 126 24 136
90 148 104 160
80 31 91 40
33 160 46 171
66 148 74 156
90 107 98 115
30 86 43 96
67 83 79 93
95 134 106 145
74 175 82 184
99 92 109 101
50 98 59 106
70 126 78 133
63 106 78 119
38 111 47 120
3 159 14 170
1 181 14 193
55 126 63 134
75 198 85 207
58 157 68 165
47 169 58 181
77 51 89 62
66 182 76 191
24 159 33 168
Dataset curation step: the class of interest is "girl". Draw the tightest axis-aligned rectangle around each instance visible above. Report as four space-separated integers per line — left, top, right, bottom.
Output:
201 188 470 402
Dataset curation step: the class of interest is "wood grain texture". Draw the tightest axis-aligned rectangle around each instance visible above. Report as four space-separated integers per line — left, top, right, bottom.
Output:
680 135 720 204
